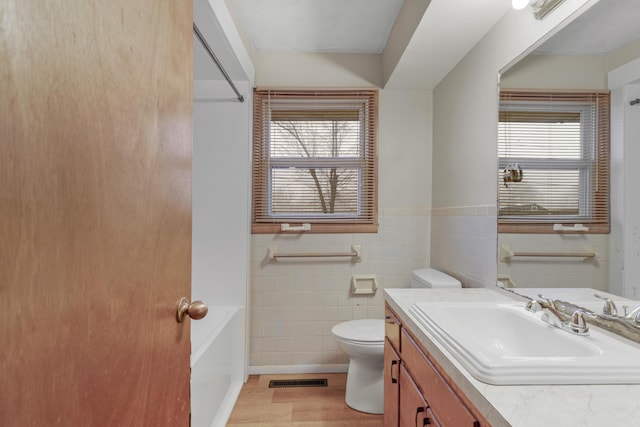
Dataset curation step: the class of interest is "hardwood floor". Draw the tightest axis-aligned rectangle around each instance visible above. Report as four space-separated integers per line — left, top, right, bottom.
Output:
227 373 383 426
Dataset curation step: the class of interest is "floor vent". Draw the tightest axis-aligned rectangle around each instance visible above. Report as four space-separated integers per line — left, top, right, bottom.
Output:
268 378 328 388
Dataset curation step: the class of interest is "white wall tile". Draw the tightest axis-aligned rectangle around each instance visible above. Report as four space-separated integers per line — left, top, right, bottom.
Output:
499 233 610 290
430 210 497 287
249 213 430 368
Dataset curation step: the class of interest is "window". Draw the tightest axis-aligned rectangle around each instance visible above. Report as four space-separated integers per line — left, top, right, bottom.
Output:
498 91 610 233
252 89 378 234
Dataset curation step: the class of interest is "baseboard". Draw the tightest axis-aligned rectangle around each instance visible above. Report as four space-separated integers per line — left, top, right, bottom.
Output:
210 380 243 427
248 364 349 375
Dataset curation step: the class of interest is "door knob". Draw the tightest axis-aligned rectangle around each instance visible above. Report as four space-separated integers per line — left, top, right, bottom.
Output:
176 297 208 323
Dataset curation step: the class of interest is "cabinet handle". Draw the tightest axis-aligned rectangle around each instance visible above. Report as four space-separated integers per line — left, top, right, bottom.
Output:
385 315 395 324
416 407 431 426
390 359 398 383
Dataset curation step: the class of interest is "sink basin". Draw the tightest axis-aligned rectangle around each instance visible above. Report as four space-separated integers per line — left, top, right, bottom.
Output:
409 301 640 385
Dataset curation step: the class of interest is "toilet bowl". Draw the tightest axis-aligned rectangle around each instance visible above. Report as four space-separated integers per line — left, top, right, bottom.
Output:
333 268 460 414
331 319 385 414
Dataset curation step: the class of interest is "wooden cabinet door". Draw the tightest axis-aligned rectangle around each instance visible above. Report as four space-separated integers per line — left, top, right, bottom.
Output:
401 330 478 427
384 339 401 427
0 1 193 425
399 365 440 427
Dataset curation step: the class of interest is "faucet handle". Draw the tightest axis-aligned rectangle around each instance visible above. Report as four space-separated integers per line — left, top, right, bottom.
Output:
593 293 618 317
562 309 590 336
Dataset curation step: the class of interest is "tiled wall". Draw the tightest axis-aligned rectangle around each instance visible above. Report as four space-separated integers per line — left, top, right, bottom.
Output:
249 210 429 373
497 233 610 291
430 205 497 288
429 204 611 292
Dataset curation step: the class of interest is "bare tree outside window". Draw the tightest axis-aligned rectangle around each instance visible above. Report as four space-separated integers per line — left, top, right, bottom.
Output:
251 89 378 234
270 117 361 216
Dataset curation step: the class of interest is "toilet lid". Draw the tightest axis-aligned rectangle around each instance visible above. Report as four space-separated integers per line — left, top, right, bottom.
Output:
331 319 385 342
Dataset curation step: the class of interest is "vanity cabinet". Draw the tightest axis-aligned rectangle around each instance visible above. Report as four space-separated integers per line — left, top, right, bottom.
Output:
384 338 400 426
384 305 484 427
399 364 440 427
384 308 401 427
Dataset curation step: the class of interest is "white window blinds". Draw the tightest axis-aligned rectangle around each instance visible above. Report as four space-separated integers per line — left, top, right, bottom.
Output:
252 89 378 234
498 91 610 233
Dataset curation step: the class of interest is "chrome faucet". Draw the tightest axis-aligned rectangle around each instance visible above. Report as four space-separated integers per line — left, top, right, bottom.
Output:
566 309 590 335
526 294 589 336
594 293 618 317
623 303 640 325
526 298 562 326
519 294 640 344
594 293 640 325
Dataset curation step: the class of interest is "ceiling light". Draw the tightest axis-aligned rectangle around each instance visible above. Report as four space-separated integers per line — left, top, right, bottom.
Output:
512 0 534 10
512 0 566 19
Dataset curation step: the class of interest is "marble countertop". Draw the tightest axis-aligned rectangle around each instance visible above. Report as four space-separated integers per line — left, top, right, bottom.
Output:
384 287 640 427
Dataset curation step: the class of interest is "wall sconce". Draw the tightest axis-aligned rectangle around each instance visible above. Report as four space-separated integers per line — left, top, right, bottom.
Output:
512 0 566 19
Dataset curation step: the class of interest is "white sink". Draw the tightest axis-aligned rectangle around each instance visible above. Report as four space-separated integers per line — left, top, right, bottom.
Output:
409 301 640 385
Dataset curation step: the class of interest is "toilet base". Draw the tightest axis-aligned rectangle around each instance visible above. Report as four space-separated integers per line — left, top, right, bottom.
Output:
344 355 384 414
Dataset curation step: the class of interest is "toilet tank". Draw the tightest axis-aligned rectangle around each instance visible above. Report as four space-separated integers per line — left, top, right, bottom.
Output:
410 268 461 288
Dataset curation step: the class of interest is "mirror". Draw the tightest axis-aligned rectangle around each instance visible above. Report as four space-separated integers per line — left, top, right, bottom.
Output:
497 0 640 301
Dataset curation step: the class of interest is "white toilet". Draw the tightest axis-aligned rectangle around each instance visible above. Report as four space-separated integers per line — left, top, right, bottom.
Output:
331 268 461 414
332 319 385 413
409 267 461 290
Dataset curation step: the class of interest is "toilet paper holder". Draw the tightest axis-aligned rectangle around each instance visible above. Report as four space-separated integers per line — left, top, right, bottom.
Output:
351 275 377 295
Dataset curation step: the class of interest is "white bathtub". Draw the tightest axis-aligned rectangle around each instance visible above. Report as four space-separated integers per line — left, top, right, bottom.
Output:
191 306 245 427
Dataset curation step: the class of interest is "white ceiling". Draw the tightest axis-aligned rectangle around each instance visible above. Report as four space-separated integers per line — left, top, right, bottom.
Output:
228 0 404 53
535 0 640 55
226 0 512 89
384 0 511 89
197 0 640 89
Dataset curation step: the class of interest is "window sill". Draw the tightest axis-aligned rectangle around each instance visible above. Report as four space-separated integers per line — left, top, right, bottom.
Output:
499 223 610 234
252 223 379 234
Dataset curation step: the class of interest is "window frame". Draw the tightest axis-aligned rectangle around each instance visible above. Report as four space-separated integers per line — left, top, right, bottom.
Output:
498 90 610 234
252 89 378 234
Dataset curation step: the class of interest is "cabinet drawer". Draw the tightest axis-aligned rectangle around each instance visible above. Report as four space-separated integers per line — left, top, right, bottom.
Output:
401 329 478 427
384 306 401 352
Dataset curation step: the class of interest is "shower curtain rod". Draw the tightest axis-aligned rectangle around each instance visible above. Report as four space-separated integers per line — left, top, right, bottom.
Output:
193 23 244 102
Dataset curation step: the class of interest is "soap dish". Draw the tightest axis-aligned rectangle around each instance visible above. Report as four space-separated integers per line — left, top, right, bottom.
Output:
350 275 377 295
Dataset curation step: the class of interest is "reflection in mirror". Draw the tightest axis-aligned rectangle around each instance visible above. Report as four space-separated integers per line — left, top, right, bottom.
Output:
497 0 640 302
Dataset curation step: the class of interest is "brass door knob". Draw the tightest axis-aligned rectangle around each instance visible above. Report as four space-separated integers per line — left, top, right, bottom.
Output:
176 297 208 323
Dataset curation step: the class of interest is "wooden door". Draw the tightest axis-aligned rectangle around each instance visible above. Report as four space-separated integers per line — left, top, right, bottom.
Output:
0 1 193 425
